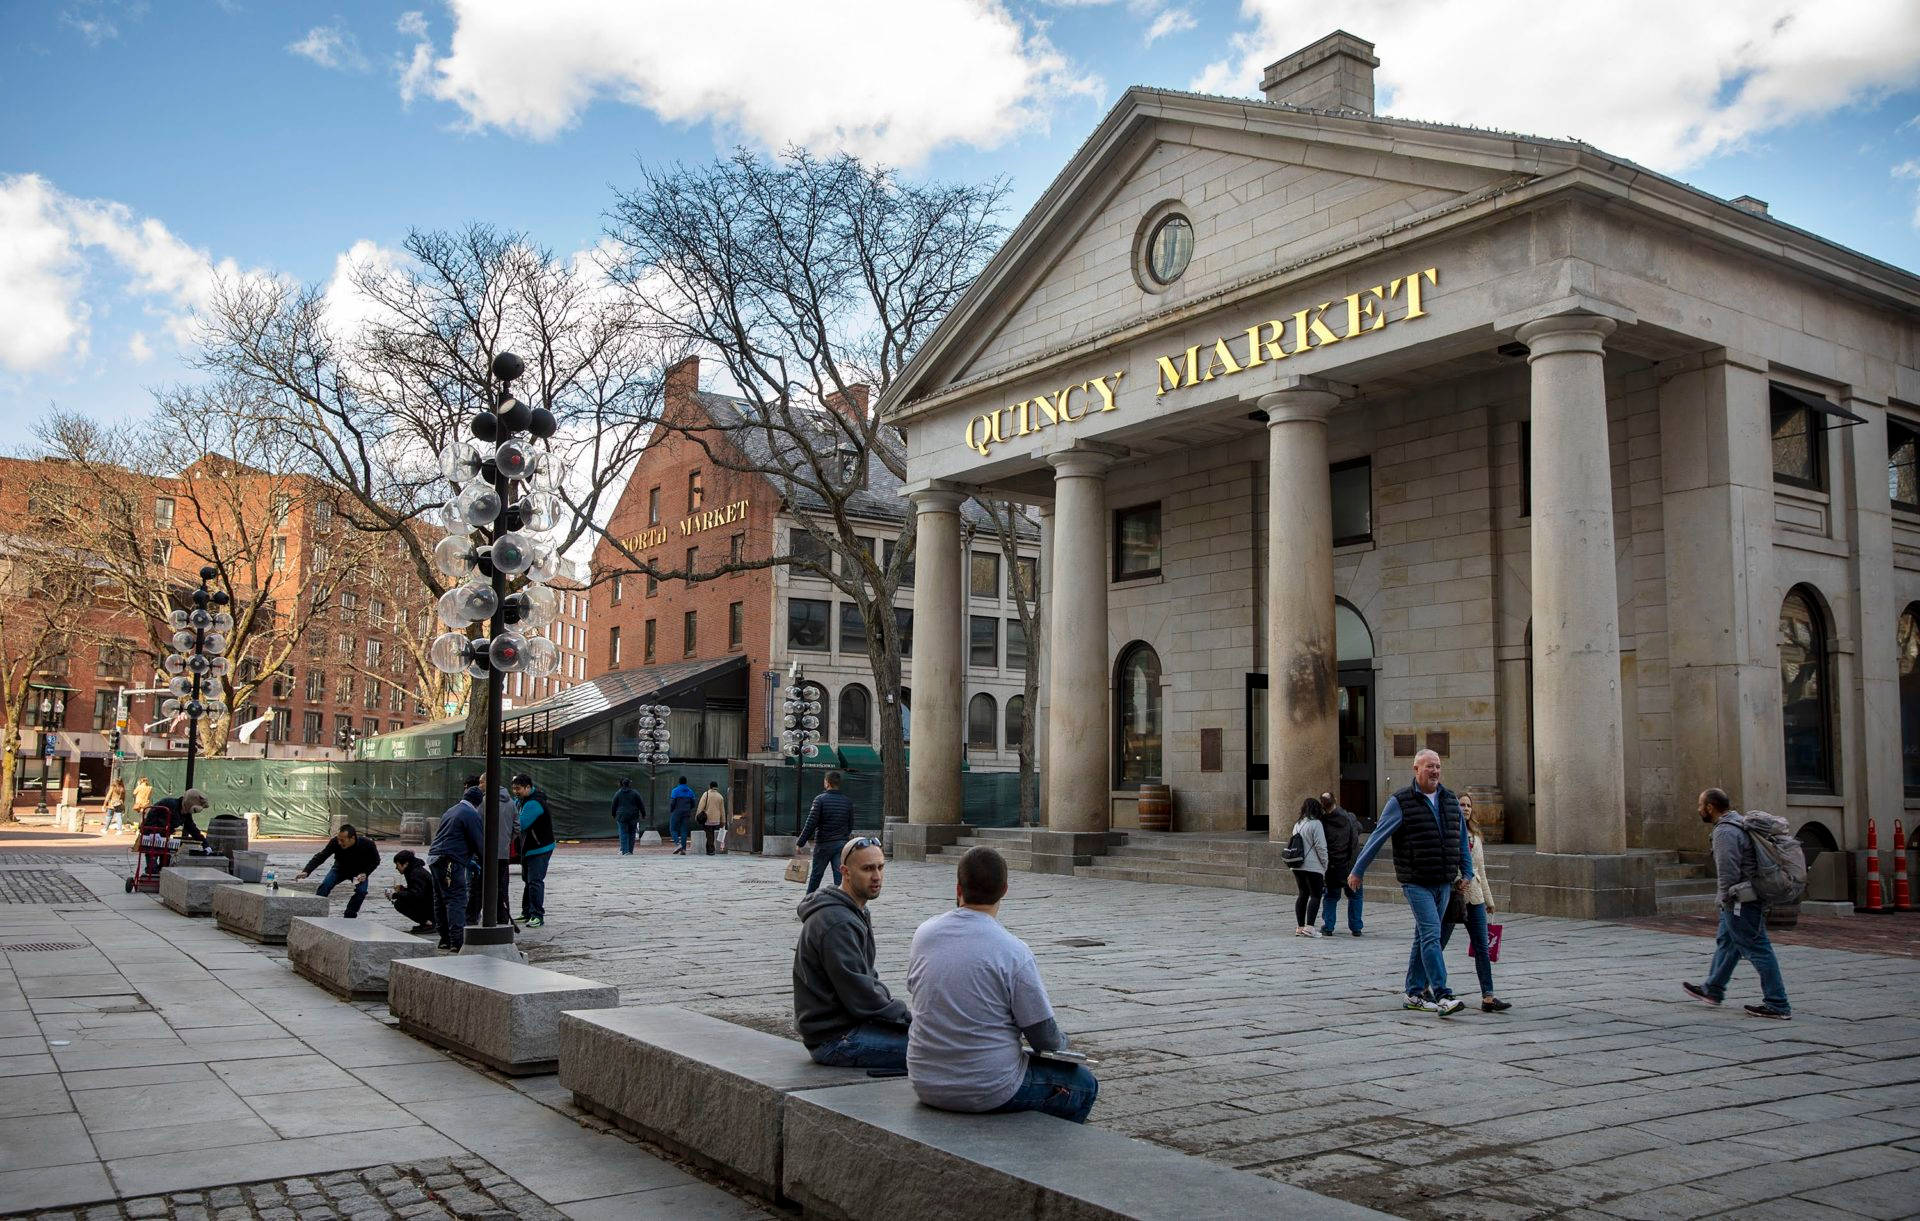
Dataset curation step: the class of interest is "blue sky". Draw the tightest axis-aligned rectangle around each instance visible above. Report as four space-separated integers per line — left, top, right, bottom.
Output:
4 0 1918 434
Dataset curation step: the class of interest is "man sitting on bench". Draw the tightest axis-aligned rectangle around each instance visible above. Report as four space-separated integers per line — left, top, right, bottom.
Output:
793 837 911 1070
907 847 1098 1124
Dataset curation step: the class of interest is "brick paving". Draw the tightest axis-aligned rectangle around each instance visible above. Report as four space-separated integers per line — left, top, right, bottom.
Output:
1625 911 1920 959
0 868 100 904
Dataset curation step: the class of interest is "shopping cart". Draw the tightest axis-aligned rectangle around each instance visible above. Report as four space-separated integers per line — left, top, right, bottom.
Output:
126 829 178 893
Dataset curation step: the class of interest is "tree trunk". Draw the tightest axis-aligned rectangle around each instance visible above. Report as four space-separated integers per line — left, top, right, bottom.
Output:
869 634 908 822
0 739 16 814
1018 651 1039 826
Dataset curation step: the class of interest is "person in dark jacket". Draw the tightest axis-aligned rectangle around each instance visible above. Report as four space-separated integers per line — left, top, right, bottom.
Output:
429 785 485 951
295 824 381 918
1318 792 1365 937
385 849 436 932
1347 750 1473 1016
667 777 697 854
511 773 555 928
796 771 856 894
141 790 210 843
611 779 644 855
793 837 910 1069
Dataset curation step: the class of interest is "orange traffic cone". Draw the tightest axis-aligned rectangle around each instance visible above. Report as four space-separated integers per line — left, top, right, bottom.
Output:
1895 820 1913 913
1865 818 1887 913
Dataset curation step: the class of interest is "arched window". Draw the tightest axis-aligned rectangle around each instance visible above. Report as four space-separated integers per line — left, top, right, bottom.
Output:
900 687 911 742
1335 600 1374 664
1900 605 1920 796
1115 642 1162 786
838 684 871 743
1780 587 1834 794
967 693 997 749
1005 695 1025 750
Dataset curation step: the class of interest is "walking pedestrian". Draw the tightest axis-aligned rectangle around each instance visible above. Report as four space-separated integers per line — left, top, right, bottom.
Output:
696 780 726 856
1347 749 1473 1016
667 776 697 854
796 771 855 894
1289 797 1328 937
1439 794 1511 1011
611 778 644 855
1319 791 1364 937
1683 788 1791 1019
131 775 153 822
294 823 381 918
429 782 484 952
102 777 127 834
511 773 554 928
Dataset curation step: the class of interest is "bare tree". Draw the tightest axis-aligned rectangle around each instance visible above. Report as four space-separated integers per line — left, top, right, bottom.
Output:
0 516 108 809
602 148 1006 820
975 499 1041 824
194 224 665 744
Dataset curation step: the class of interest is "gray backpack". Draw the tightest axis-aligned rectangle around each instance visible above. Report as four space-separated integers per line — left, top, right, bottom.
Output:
1739 811 1807 906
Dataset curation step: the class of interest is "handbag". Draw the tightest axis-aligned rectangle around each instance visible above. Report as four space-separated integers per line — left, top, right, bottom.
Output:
783 855 810 884
1471 922 1504 963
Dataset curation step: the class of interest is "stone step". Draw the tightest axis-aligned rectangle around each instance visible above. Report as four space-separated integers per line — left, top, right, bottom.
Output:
1658 893 1721 915
1104 845 1253 867
1657 878 1718 899
1103 855 1246 877
1657 862 1711 881
1073 865 1248 891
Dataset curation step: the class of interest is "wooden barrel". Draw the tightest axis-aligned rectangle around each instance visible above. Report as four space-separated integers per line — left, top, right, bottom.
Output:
399 811 429 844
203 813 248 860
1137 783 1172 832
1463 785 1506 844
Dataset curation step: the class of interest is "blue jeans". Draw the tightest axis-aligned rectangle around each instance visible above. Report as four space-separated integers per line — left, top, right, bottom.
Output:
990 1057 1099 1124
809 1022 908 1071
521 851 550 920
315 866 368 918
805 841 845 894
669 811 690 850
1401 882 1452 998
1440 901 1495 997
616 819 637 854
103 806 124 833
1703 902 1790 1012
1321 880 1364 934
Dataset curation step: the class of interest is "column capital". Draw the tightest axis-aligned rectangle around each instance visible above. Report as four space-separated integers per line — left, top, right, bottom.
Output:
1257 388 1343 426
1046 448 1117 480
1513 312 1617 358
902 482 969 514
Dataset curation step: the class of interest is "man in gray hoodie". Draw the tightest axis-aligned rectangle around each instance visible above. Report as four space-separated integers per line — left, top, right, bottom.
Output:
1683 788 1791 1019
792 837 911 1070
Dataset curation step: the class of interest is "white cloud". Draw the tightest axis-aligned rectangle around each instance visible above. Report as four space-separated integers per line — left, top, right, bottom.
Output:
128 331 153 363
395 0 1098 165
319 238 407 340
396 10 428 40
1191 1 1920 171
288 22 368 72
1895 159 1920 229
1144 7 1194 46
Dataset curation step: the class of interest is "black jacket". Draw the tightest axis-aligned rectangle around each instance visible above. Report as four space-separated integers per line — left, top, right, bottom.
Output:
517 788 556 856
797 790 855 847
1322 807 1361 880
611 785 644 822
791 887 909 1048
142 797 205 842
391 860 433 903
304 835 380 879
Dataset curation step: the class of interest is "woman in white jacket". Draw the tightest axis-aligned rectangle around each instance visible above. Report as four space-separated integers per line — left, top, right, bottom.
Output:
1439 795 1512 1010
1289 797 1329 937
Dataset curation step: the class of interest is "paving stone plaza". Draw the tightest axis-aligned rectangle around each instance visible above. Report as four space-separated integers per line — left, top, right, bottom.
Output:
3 838 1917 1219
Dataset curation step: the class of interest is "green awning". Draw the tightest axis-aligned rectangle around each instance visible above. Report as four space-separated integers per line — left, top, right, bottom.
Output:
836 745 882 772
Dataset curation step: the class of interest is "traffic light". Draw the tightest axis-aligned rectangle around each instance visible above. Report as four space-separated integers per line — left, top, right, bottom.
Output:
110 730 122 756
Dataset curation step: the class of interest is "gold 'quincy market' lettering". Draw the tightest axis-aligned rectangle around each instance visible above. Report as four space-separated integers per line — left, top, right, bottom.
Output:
966 372 1125 458
1154 267 1438 396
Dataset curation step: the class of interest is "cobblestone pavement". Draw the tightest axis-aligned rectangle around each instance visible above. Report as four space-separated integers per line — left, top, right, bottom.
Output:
450 849 1918 1220
1626 911 1920 959
0 868 100 904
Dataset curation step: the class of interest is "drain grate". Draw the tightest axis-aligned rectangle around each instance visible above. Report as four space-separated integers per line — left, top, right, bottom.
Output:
2 941 89 952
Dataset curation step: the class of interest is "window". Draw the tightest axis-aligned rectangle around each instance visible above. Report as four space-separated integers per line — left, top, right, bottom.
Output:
314 500 333 529
1771 383 1826 490
843 536 876 577
730 533 744 565
791 530 832 572
644 619 656 664
788 598 830 651
1115 641 1163 786
154 496 175 531
609 625 622 668
611 575 623 605
688 469 704 512
388 720 402 734
1014 556 1038 601
1006 618 1029 670
1901 605 1920 796
306 670 325 700
647 571 658 598
302 711 322 745
839 603 867 653
96 645 132 679
336 633 352 658
970 616 998 668
365 679 381 711
892 607 914 654
335 714 353 744
365 639 382 667
338 674 353 704
370 598 386 623
1519 422 1533 518
271 708 292 742
686 546 699 578
1113 503 1161 580
1779 587 1833 793
92 690 116 732
150 538 173 566
683 610 698 657
271 536 287 570
970 552 1000 599
967 693 997 749
729 601 744 649
884 538 914 587
838 685 871 742
362 717 378 739
389 686 403 713
1331 457 1372 546
647 487 661 526
1145 214 1193 284
1891 418 1920 512
340 590 359 620
313 544 329 570
1005 695 1025 750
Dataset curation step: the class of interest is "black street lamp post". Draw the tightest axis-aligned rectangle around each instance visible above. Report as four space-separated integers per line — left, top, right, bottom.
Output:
780 661 824 835
163 566 232 793
34 693 65 816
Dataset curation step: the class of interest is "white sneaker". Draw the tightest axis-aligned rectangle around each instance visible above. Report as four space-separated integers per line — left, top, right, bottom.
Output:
1435 996 1465 1017
1303 927 1322 937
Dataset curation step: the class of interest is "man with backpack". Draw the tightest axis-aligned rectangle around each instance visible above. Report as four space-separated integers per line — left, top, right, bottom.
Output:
1683 788 1793 1019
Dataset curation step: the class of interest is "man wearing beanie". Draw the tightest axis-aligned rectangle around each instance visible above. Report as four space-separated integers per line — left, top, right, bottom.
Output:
428 783 485 951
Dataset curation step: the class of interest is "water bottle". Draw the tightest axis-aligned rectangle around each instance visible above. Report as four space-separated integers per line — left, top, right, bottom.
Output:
264 866 277 893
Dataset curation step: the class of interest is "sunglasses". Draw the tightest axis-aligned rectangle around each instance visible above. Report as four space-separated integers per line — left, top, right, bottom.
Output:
846 837 884 853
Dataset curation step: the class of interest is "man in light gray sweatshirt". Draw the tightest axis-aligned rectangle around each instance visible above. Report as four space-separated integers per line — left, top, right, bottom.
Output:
1683 788 1791 1019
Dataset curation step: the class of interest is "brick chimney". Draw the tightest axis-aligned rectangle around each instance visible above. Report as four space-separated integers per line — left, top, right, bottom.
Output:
822 383 871 427
1260 31 1379 115
1730 195 1770 217
663 355 701 404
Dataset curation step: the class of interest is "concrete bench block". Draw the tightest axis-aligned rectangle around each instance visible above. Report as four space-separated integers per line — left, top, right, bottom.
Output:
210 884 331 944
286 917 438 999
390 956 617 1075
558 1005 868 1197
782 1080 1389 1221
158 867 245 916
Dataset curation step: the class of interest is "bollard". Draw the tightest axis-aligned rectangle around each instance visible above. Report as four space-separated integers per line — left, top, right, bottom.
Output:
1895 820 1913 913
1865 819 1887 913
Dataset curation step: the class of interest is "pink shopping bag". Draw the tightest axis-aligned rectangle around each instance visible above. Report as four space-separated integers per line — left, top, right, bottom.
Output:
1470 922 1503 963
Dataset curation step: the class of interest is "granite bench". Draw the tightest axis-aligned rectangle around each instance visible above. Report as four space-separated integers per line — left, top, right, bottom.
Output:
389 956 617 1075
286 917 438 999
210 883 331 944
781 1079 1390 1221
158 866 244 916
557 1006 869 1198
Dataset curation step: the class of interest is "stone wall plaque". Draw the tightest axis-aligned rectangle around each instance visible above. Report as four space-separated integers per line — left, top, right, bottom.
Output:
1199 728 1223 772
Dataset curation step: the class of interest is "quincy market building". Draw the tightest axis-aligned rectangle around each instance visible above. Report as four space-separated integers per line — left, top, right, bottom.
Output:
881 32 1920 917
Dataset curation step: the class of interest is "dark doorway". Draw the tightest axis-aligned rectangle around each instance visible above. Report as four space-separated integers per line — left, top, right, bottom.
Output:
1337 665 1376 818
1246 674 1267 833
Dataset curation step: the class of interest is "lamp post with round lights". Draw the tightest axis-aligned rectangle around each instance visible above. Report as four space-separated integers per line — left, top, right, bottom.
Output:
33 693 66 816
162 566 232 793
426 352 563 953
780 660 824 836
634 701 670 833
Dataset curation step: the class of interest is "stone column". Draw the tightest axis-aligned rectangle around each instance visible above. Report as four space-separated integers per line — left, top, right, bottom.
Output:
904 487 968 844
1842 390 1899 851
1045 451 1114 834
1520 314 1629 855
1260 387 1342 840
1035 503 1054 825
